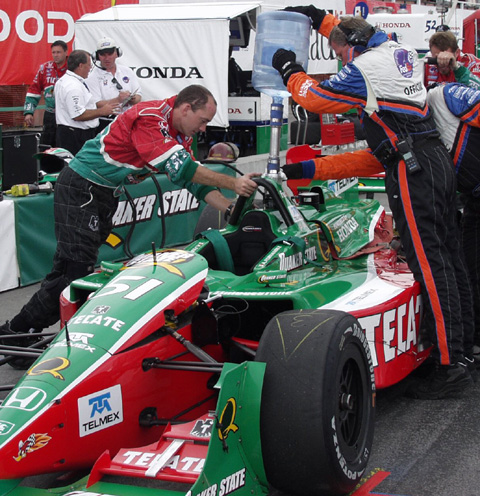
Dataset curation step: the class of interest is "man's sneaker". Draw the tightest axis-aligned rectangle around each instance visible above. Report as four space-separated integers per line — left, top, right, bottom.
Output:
0 321 22 346
0 321 42 370
405 361 473 400
463 356 479 383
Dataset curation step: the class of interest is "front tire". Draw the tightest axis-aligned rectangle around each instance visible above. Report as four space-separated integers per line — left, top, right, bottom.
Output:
256 309 375 496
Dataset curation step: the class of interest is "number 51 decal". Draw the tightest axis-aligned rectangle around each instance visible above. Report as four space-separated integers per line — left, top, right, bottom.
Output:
91 276 164 301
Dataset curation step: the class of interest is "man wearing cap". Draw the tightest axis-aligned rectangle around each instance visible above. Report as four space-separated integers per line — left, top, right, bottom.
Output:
23 40 68 147
55 50 118 155
272 7 475 399
87 37 142 133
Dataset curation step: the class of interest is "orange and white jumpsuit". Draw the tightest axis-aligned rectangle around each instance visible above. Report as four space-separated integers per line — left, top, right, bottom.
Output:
286 14 474 364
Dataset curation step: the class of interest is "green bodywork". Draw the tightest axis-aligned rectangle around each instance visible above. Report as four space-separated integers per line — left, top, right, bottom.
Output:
0 176 384 496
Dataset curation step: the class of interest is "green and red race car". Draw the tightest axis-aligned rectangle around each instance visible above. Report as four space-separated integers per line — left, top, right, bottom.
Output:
0 169 429 496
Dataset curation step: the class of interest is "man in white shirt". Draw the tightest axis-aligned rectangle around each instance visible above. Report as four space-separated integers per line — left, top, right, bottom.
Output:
55 50 118 155
87 37 142 132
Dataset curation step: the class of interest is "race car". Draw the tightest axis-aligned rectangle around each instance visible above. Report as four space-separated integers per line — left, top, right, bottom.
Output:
0 171 430 496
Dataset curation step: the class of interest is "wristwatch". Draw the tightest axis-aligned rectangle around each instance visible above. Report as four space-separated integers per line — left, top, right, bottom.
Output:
224 203 235 221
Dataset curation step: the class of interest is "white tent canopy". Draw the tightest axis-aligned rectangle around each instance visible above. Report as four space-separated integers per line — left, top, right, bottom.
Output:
75 2 261 127
78 2 261 21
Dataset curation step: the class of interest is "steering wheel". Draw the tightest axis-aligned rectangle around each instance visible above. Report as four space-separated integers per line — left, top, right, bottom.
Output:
228 186 256 226
228 177 294 227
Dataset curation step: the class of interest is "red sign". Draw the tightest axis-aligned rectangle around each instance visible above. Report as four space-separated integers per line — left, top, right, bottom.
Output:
0 0 137 86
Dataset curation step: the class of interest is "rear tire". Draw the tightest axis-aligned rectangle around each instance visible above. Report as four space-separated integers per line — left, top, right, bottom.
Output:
256 309 375 496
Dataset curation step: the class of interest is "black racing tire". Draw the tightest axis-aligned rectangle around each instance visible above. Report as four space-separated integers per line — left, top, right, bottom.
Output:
255 309 375 496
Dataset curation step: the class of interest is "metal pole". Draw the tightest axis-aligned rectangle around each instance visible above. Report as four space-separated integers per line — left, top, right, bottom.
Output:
266 96 284 177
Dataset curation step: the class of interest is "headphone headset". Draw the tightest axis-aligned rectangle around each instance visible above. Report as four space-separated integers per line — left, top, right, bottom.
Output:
91 38 123 65
338 23 375 47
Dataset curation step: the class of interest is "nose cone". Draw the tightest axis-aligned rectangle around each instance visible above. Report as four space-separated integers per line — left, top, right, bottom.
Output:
0 378 68 479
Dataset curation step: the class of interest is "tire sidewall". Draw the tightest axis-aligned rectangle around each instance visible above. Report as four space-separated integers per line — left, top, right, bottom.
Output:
321 316 375 490
256 309 375 496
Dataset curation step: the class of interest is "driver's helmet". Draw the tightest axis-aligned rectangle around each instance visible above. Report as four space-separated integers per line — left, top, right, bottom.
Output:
33 147 74 173
206 142 239 163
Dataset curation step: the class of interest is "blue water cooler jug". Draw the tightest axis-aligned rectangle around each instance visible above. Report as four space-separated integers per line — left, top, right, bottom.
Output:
252 10 311 99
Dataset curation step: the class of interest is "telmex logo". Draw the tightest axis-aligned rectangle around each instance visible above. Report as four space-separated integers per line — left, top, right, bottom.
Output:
1 387 47 411
78 385 123 437
89 392 112 417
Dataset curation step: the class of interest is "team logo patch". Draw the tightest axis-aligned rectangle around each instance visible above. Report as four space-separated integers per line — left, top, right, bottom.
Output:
394 48 414 78
125 249 194 278
0 421 14 435
1 387 47 411
28 357 70 380
89 215 99 232
92 305 110 315
14 433 52 462
217 398 239 442
191 418 214 438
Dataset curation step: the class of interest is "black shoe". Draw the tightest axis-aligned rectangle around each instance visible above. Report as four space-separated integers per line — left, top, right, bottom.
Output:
405 362 473 400
473 345 480 368
0 321 43 370
463 356 479 383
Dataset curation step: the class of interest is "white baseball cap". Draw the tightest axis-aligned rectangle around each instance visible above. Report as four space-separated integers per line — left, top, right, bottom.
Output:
96 37 119 52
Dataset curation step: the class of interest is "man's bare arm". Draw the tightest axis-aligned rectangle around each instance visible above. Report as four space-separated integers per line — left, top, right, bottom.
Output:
192 166 260 197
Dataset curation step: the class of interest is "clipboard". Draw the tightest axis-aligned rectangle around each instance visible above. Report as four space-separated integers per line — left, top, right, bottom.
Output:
120 90 138 109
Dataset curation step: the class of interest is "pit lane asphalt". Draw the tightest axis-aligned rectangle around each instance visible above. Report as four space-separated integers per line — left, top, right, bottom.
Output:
1 283 480 496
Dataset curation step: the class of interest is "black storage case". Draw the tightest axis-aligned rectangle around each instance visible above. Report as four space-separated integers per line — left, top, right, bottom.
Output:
1 131 40 190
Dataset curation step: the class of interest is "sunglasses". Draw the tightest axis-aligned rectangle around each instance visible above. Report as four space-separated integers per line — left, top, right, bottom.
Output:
98 48 116 56
111 77 123 90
